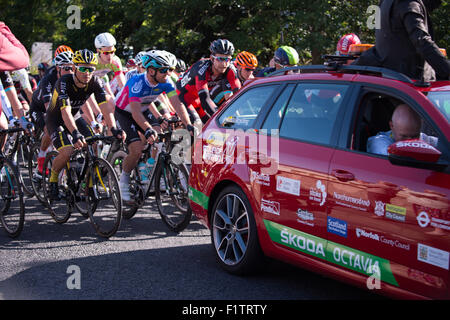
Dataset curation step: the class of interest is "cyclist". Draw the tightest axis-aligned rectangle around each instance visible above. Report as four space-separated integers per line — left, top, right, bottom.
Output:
255 45 299 77
176 39 241 125
114 50 187 202
45 49 122 200
30 50 75 179
208 50 259 107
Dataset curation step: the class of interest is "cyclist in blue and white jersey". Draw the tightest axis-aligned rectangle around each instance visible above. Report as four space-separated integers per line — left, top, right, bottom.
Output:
114 50 189 202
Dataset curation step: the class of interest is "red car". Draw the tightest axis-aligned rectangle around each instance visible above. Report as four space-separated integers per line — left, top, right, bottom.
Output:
188 64 450 299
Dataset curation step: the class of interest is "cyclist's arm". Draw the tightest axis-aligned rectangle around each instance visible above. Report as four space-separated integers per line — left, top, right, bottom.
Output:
148 102 163 120
60 103 78 134
130 100 152 132
168 93 191 126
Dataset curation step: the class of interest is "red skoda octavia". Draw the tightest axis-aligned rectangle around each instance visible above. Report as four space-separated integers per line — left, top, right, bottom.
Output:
188 65 450 299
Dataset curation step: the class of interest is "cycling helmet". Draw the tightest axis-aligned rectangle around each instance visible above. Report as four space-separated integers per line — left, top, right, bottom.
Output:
235 51 258 69
38 62 49 71
54 45 73 58
274 46 299 66
336 33 361 55
126 58 137 68
134 51 147 66
72 49 98 65
54 51 74 66
209 39 235 56
141 50 177 69
94 32 116 49
176 58 187 73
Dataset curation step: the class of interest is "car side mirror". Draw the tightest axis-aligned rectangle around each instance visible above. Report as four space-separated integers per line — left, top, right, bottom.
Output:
388 139 447 171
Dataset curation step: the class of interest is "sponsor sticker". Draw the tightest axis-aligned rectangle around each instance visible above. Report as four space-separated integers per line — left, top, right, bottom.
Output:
276 176 300 196
327 216 347 238
333 192 370 212
261 199 280 216
264 220 399 286
417 244 449 270
385 204 406 222
416 209 450 231
250 170 270 186
356 228 410 251
309 180 327 206
297 209 314 227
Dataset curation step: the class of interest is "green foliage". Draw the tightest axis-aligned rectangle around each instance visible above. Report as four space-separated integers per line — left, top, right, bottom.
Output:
0 0 448 68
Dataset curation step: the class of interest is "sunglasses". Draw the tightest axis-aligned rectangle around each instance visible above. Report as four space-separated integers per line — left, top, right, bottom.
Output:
244 68 255 71
157 67 174 74
212 55 232 63
76 66 96 73
100 49 116 55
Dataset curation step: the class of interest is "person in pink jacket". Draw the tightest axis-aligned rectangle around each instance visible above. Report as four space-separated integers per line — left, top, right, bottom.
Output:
0 21 29 72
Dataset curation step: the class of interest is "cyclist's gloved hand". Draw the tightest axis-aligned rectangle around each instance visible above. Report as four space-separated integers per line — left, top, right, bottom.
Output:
111 127 124 140
72 129 85 149
8 116 19 128
145 127 157 144
20 116 34 132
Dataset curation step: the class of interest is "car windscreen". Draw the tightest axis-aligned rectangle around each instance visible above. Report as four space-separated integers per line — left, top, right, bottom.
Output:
426 91 450 122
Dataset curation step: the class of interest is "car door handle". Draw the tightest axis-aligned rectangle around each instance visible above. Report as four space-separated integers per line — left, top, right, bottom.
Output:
332 169 355 182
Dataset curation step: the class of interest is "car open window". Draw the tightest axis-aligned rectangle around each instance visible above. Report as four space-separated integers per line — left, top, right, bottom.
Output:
279 83 349 145
218 85 278 130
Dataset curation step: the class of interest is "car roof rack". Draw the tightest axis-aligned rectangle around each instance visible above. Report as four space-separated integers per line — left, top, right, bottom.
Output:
268 57 418 85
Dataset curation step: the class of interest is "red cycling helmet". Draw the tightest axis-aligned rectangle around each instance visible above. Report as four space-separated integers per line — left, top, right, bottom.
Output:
336 33 361 55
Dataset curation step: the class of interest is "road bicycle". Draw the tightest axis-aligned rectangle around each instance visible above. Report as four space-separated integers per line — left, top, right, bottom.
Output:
42 134 122 238
0 127 25 238
110 118 191 233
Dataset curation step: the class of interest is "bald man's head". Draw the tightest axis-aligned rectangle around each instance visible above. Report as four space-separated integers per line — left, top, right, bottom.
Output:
390 104 421 142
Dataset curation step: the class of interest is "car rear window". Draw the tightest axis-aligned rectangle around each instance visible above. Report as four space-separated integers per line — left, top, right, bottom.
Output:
426 91 450 122
277 83 349 145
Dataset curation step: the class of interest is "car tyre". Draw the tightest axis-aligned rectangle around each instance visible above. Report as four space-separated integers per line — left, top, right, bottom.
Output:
210 185 263 275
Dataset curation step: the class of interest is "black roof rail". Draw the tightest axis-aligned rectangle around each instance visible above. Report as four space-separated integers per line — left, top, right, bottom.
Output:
267 63 416 85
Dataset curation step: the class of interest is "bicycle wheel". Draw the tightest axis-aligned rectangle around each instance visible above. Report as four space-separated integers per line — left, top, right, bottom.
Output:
0 159 25 238
87 158 122 238
42 151 72 224
155 160 192 232
110 149 141 220
29 144 46 204
17 141 35 197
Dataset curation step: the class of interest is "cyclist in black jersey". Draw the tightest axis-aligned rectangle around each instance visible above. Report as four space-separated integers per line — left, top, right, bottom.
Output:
30 50 74 178
46 49 123 200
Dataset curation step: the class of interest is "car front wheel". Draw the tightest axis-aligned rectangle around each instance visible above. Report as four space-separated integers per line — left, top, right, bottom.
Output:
210 185 263 275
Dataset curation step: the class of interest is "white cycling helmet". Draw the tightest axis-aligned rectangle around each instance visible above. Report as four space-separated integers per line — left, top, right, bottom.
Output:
95 32 116 49
134 51 147 66
54 50 74 66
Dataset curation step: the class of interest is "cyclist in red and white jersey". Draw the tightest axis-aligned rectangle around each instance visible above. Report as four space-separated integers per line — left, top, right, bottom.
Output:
176 39 241 125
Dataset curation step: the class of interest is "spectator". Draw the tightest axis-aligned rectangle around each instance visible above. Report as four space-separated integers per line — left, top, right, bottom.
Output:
353 0 450 81
0 21 29 71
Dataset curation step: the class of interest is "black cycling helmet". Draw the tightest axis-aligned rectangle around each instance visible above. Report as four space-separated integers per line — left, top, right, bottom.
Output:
176 58 187 73
209 39 235 56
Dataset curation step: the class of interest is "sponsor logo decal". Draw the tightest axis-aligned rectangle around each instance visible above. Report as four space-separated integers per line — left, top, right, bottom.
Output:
309 180 326 206
264 220 399 286
297 209 314 227
261 199 280 216
385 204 406 222
276 176 300 196
250 170 270 186
356 228 410 251
417 243 449 270
333 192 370 212
327 216 347 238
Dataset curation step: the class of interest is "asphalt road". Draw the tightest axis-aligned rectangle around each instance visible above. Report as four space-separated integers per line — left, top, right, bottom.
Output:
0 195 384 301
